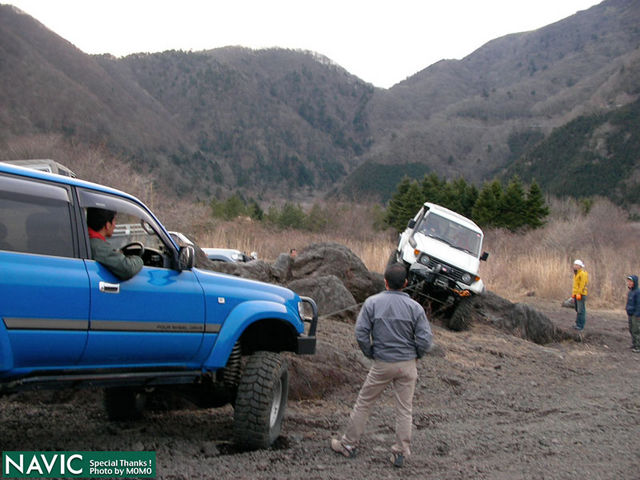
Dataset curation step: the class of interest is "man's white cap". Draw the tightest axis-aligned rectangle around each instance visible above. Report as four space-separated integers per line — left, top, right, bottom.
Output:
573 259 584 267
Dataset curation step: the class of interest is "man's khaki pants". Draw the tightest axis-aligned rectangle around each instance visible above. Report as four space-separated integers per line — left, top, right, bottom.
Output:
341 358 418 456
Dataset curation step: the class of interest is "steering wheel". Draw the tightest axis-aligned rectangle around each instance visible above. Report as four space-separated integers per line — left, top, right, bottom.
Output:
121 241 145 257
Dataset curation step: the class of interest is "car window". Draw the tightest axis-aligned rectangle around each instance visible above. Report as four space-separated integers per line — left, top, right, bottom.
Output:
78 189 174 268
78 189 156 224
0 175 74 257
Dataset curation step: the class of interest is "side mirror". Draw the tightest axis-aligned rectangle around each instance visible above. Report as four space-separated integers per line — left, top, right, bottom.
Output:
408 219 416 229
480 252 489 261
178 245 195 271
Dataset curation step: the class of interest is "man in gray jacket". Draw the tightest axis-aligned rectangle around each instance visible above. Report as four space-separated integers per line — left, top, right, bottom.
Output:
331 263 433 468
87 208 143 281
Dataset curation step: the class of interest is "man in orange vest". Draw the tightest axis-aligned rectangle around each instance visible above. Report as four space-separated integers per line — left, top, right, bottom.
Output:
571 259 588 330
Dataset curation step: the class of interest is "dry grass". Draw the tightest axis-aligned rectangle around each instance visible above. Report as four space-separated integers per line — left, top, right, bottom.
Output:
482 197 639 307
189 213 396 267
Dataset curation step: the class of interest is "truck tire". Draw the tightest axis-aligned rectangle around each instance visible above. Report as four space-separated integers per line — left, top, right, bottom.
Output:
446 297 473 331
387 250 399 268
103 387 146 421
233 351 288 450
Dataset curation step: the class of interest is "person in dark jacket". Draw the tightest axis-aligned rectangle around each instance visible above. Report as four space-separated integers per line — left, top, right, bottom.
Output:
626 275 640 352
330 263 433 468
87 208 143 281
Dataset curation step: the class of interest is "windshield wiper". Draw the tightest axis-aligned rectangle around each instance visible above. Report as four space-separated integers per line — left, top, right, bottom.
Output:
428 234 452 246
450 244 474 255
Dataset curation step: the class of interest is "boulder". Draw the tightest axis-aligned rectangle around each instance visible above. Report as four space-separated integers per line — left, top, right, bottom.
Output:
205 259 277 284
291 242 384 303
272 252 294 282
287 275 358 322
470 291 573 344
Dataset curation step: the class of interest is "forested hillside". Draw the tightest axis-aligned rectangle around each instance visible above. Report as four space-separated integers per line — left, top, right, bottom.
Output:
1 0 639 206
109 48 374 197
347 0 640 200
508 96 640 206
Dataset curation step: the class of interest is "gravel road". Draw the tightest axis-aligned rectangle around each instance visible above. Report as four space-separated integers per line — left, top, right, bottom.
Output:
1 299 638 479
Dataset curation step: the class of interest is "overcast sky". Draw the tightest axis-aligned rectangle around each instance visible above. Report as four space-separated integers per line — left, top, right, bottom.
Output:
9 0 602 88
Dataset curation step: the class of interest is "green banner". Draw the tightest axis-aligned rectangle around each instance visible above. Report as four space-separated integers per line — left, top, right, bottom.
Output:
2 451 155 478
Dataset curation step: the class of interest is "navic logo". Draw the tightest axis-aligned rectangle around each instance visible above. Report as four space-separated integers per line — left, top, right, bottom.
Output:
2 452 155 478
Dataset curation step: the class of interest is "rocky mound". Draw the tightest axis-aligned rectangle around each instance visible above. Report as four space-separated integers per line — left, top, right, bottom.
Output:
197 241 574 346
469 292 576 345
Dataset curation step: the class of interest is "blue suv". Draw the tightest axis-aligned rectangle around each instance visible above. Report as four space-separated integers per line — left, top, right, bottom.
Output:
0 162 317 449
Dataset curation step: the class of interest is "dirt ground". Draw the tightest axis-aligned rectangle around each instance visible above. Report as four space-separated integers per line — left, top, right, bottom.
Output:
1 297 639 480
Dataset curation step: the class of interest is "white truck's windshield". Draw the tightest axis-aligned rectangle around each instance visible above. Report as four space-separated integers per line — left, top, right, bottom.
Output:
417 212 482 257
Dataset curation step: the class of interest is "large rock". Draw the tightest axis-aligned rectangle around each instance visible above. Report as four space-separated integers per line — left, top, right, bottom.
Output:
272 252 294 282
470 292 573 344
201 258 280 284
291 242 384 303
194 242 383 323
287 275 358 322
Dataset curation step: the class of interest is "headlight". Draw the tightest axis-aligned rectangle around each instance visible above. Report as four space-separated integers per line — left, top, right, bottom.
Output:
298 301 311 321
419 255 430 266
461 273 472 284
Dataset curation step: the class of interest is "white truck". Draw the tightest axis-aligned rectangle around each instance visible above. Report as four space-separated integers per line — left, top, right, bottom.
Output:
391 202 489 330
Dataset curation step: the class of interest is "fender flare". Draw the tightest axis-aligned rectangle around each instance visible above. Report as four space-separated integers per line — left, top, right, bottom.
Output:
203 300 300 369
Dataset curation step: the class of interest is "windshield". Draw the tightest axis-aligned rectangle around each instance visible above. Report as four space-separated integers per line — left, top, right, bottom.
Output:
416 212 482 256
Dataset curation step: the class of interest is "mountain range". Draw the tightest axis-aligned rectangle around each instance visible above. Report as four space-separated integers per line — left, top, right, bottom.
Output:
0 0 639 205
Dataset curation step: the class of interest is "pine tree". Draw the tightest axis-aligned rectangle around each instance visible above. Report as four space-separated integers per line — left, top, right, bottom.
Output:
450 177 478 218
525 180 549 228
472 181 502 227
500 175 528 231
385 177 424 232
420 173 447 205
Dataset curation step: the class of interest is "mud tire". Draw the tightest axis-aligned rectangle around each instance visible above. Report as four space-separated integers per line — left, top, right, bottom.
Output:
446 297 473 331
103 387 146 421
233 351 288 450
387 250 400 268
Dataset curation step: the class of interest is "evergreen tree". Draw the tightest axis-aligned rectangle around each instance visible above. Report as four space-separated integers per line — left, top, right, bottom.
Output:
246 198 264 221
464 184 479 219
449 177 477 218
441 181 460 213
384 173 549 233
472 181 502 227
277 203 307 228
305 203 332 232
223 193 247 220
500 175 528 231
385 177 424 232
421 173 447 205
525 180 549 228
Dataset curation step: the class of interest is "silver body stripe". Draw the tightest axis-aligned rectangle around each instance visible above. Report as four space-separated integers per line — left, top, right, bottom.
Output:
90 321 212 333
206 324 222 333
3 318 88 330
3 318 222 334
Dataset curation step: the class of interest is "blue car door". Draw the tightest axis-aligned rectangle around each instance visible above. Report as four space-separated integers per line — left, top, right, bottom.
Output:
77 190 205 367
0 175 89 371
82 262 205 366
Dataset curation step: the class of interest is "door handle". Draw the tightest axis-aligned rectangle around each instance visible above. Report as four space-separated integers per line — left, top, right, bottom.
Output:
99 282 120 294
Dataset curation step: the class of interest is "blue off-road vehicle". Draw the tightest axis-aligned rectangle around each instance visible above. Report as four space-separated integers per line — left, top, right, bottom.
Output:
0 162 317 450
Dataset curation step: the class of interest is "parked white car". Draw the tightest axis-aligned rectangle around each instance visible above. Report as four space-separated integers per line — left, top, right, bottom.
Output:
202 248 254 263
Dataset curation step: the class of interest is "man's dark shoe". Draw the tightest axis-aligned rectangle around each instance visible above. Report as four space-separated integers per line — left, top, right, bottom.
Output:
389 451 404 468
